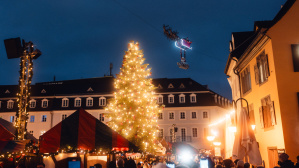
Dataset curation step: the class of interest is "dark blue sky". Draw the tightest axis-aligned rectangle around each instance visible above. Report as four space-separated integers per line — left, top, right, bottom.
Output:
0 0 286 99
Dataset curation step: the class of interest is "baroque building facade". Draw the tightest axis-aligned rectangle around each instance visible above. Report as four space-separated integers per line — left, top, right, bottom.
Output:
0 76 230 153
225 0 299 167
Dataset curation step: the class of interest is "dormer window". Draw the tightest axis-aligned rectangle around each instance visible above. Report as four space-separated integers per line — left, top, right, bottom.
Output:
7 100 14 109
87 87 93 92
179 83 185 88
42 99 48 108
41 89 46 94
29 99 36 108
190 93 196 103
168 83 174 89
86 97 93 107
99 97 106 106
179 94 185 103
157 95 163 104
168 94 174 104
62 98 69 107
157 84 163 89
74 98 81 107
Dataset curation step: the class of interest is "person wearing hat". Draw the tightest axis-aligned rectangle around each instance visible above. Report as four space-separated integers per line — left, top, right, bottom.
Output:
278 153 294 168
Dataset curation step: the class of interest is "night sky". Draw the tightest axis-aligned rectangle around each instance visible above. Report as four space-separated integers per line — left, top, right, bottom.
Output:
0 0 286 99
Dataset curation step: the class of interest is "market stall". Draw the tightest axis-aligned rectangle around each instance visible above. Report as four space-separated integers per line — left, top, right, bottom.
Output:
39 108 139 168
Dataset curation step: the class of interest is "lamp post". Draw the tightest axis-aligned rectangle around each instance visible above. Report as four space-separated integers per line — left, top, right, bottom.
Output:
230 98 256 132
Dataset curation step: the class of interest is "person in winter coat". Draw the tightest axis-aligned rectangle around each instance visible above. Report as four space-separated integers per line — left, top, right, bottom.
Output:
223 159 234 168
278 153 294 168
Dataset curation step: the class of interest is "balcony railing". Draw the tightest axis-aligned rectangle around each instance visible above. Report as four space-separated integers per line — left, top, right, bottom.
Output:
163 136 192 142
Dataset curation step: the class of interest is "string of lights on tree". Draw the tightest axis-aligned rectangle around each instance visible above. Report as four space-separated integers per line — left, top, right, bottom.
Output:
106 41 162 152
15 53 33 140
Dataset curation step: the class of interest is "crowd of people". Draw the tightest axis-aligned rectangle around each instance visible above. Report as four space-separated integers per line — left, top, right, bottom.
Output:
106 153 299 168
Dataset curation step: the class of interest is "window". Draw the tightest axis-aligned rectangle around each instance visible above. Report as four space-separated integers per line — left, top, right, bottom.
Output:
99 97 106 106
30 115 35 122
86 97 93 107
214 95 218 103
241 66 252 94
180 112 186 119
190 94 196 103
42 99 48 108
74 98 81 107
169 112 174 119
62 114 67 120
191 112 197 119
62 98 69 107
10 116 14 122
158 113 163 119
99 113 104 122
181 128 186 142
29 131 34 134
168 94 174 104
158 129 163 138
249 104 255 126
7 100 14 109
291 44 299 72
42 115 47 122
203 111 208 119
254 51 270 84
29 100 36 108
157 95 163 104
192 128 197 137
179 94 185 103
259 96 276 129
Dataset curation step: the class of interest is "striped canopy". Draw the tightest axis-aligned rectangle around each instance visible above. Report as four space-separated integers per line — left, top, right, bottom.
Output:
39 108 139 153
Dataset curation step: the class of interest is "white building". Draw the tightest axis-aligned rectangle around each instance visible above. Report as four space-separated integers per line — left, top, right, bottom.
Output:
0 76 230 154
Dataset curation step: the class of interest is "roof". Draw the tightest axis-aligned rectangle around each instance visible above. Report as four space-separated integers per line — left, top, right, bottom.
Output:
230 31 256 60
0 77 230 111
254 20 273 31
0 118 37 142
0 77 215 97
225 0 297 74
271 0 296 27
224 31 256 74
39 108 139 153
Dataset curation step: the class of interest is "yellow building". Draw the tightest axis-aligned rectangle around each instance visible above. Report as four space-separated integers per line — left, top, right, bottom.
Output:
225 0 299 167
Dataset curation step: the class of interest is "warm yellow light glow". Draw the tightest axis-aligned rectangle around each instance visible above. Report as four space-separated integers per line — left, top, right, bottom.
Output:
207 136 215 141
105 41 161 152
209 109 235 127
228 126 237 133
213 142 221 146
211 129 218 136
251 124 256 130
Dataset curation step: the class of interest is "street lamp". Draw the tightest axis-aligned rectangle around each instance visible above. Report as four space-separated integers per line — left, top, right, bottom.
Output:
213 142 221 146
207 136 215 142
231 98 256 131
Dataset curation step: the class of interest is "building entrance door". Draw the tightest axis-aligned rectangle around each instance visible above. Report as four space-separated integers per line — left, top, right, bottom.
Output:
268 147 278 168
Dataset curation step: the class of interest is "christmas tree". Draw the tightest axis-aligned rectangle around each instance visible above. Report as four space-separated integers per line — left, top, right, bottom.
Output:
106 41 161 152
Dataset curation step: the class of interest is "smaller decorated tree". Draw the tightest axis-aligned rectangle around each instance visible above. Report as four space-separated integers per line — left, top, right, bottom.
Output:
106 41 162 152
